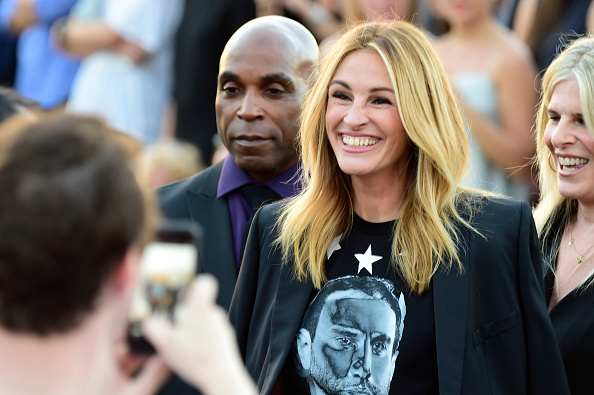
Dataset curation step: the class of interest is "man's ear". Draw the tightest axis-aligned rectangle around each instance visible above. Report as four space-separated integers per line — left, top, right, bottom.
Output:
296 328 313 371
110 245 142 295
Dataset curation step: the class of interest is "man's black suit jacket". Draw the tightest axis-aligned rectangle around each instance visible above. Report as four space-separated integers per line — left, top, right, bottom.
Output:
229 196 570 394
159 161 237 310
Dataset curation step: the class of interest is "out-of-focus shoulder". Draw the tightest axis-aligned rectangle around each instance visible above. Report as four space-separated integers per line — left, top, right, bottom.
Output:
497 27 536 72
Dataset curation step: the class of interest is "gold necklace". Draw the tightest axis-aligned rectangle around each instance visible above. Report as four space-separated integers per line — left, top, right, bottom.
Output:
568 222 594 264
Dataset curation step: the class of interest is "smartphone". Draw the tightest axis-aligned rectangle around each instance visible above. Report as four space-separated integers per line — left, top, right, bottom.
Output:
127 220 201 354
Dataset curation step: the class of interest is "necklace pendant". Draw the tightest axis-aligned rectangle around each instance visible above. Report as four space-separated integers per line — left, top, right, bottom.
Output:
577 256 584 264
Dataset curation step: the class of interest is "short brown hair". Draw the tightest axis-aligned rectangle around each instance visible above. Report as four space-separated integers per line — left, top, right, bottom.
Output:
0 115 153 335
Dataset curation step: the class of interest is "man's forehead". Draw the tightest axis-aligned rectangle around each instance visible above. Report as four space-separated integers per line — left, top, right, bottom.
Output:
321 298 396 334
221 25 312 70
225 19 296 50
326 289 370 303
323 291 394 317
218 48 302 85
222 28 295 61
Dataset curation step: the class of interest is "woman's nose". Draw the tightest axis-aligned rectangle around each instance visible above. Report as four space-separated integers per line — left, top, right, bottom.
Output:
343 102 369 130
550 119 578 149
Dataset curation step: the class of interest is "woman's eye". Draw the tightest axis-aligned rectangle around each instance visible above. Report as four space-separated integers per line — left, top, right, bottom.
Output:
372 97 392 105
331 92 351 101
548 115 560 122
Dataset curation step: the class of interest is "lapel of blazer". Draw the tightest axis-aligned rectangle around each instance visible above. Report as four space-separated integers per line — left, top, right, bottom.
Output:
433 223 470 394
184 162 238 308
263 262 313 394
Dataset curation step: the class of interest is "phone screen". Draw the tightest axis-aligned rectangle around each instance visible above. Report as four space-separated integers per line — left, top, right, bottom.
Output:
127 224 200 354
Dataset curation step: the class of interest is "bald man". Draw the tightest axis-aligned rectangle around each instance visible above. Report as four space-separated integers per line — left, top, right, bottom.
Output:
159 16 319 310
158 17 317 394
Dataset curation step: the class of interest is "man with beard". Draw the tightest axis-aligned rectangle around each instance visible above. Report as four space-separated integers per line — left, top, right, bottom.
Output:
295 276 406 395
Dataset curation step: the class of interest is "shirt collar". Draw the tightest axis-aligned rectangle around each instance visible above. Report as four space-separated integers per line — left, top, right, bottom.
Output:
217 155 302 199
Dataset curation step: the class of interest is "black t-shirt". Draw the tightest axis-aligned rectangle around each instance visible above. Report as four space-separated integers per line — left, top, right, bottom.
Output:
281 215 439 394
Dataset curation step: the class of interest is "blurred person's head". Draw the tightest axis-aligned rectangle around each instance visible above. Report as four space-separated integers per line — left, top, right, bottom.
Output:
344 0 416 25
0 87 39 123
433 0 499 27
215 16 319 183
143 139 205 189
0 115 155 336
534 36 594 233
321 0 346 16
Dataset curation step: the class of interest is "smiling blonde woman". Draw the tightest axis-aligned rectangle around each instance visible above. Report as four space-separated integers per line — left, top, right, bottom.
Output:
230 21 570 394
533 35 594 395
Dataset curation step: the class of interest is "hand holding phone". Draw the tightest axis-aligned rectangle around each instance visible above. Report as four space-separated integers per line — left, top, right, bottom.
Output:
127 220 201 354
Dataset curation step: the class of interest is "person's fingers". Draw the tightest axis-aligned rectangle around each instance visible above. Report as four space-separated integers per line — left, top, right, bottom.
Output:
116 42 150 64
142 316 174 354
184 274 219 310
141 276 215 360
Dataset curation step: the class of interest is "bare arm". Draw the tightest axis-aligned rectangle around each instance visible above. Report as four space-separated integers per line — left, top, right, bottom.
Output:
462 47 538 181
53 18 150 63
7 0 37 34
512 0 538 43
7 0 77 35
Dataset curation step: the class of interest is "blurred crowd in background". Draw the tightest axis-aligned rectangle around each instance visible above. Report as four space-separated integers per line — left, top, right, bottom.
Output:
0 0 593 200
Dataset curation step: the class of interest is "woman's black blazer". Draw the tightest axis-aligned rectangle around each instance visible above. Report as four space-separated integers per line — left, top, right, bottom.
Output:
229 196 570 395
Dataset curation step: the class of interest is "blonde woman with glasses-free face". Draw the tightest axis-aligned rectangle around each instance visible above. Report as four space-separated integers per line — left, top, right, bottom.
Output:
533 35 594 395
325 49 410 218
229 21 569 395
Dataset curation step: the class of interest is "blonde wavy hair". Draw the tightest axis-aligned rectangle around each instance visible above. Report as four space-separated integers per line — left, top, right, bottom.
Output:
278 21 475 293
533 36 594 236
533 36 594 284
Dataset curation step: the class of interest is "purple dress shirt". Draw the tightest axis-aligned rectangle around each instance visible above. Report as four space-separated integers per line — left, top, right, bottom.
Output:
217 155 301 268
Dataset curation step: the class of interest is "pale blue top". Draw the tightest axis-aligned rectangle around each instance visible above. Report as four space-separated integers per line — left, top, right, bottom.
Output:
66 0 183 145
455 73 529 201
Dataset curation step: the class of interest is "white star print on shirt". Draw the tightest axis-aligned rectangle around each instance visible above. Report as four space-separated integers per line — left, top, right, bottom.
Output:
355 244 382 275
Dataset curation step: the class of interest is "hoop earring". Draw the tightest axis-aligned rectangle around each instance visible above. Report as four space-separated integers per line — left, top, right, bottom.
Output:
548 152 557 173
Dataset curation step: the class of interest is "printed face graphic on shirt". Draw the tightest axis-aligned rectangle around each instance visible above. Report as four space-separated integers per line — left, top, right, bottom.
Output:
296 276 406 395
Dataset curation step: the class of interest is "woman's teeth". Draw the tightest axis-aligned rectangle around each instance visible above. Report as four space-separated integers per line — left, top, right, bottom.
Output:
559 156 588 171
342 136 378 147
